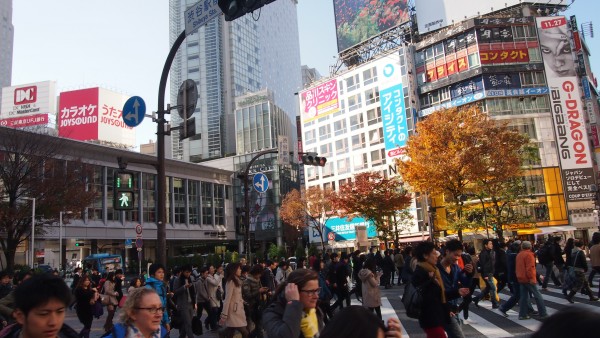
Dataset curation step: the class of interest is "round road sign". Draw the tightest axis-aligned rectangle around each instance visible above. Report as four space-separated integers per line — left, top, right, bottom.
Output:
135 224 143 235
328 232 336 241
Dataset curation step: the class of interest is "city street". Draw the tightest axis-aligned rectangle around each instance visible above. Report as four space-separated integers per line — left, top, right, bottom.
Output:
63 274 600 338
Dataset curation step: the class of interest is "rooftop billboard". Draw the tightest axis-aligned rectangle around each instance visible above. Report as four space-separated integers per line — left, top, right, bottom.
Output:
333 0 410 52
415 0 567 34
1 81 57 119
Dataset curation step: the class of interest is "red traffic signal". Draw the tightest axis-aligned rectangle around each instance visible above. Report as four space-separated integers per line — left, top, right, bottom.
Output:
301 155 327 167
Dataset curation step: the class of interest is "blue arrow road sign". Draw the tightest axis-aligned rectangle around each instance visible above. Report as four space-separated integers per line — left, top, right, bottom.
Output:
122 96 146 128
253 173 269 193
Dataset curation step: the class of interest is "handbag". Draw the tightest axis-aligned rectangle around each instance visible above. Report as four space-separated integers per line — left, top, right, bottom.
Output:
216 287 223 301
92 299 104 318
118 295 127 308
192 315 203 335
401 282 423 319
170 309 182 330
101 295 111 306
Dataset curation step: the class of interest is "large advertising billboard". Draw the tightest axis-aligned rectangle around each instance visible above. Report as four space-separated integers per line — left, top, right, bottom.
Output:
537 16 595 202
1 81 57 122
58 87 135 146
416 0 566 33
299 79 339 124
333 0 410 52
309 217 377 243
58 88 100 141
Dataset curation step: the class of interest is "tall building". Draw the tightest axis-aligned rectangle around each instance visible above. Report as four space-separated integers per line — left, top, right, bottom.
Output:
168 0 302 162
0 0 14 109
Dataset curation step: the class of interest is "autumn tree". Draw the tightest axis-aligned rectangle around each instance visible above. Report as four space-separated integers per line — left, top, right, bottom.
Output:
333 172 412 245
0 128 97 271
280 186 336 253
398 105 532 239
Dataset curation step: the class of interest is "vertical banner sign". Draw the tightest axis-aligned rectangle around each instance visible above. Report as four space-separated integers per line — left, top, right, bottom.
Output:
537 16 596 201
378 54 408 159
277 135 289 165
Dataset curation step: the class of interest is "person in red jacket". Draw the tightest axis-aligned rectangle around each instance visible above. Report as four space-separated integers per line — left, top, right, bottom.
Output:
515 241 548 320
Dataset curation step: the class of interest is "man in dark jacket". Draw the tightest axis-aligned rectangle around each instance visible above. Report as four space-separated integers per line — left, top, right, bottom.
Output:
0 274 78 338
473 239 499 308
540 238 562 290
438 240 471 338
329 254 350 311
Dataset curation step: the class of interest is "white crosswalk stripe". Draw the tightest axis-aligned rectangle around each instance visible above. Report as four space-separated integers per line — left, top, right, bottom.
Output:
393 284 600 337
350 297 410 338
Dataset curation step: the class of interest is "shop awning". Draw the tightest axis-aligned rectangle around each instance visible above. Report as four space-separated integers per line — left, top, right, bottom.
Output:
517 228 542 235
536 226 577 234
399 235 430 243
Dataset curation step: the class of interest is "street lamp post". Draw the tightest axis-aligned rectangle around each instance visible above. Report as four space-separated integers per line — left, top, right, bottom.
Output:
23 197 36 267
59 211 63 271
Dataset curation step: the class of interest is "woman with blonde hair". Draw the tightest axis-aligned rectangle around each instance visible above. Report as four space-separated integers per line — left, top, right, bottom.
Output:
104 288 168 338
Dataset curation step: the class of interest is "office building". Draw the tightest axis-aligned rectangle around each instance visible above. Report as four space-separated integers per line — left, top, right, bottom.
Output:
168 0 302 162
0 0 14 111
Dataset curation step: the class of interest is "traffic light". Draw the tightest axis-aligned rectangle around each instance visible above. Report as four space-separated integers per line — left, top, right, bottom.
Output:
114 171 135 211
218 0 277 21
179 116 197 141
301 154 327 167
75 242 85 247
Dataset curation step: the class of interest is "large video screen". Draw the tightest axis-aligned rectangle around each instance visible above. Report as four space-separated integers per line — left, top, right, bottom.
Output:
334 0 410 52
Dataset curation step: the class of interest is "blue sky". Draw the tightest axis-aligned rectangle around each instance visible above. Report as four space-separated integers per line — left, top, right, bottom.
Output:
10 1 600 146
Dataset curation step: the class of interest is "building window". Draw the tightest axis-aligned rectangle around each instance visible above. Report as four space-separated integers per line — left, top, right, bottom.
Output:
320 143 332 157
87 166 103 221
353 152 368 171
201 182 213 226
334 119 347 136
304 129 316 145
363 67 378 85
370 149 385 166
520 71 546 87
348 93 362 111
468 53 480 68
107 168 121 222
346 74 360 92
188 180 199 225
369 127 383 146
352 133 366 150
349 113 364 131
335 138 349 155
214 184 225 226
174 178 186 224
322 161 334 178
528 48 542 62
306 166 318 182
319 124 332 141
365 87 380 105
142 173 156 223
337 157 351 175
367 107 382 126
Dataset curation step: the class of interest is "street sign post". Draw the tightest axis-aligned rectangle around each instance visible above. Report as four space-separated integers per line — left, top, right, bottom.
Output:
253 173 269 193
185 1 222 36
328 232 336 241
122 96 146 127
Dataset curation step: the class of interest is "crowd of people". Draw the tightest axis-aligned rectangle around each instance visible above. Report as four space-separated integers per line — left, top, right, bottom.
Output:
0 233 600 338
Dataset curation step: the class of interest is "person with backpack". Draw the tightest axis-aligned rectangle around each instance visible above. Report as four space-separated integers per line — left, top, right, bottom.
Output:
539 239 561 290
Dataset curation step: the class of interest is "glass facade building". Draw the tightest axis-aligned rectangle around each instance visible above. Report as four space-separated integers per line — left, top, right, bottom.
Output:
0 0 13 108
168 0 302 162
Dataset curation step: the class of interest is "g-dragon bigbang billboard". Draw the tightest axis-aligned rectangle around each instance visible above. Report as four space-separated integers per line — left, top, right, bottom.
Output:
537 16 595 202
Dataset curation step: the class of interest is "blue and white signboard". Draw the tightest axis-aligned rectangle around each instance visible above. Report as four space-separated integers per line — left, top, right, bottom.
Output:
252 173 269 193
419 92 486 117
185 0 222 36
377 55 408 159
308 217 377 243
122 96 146 128
582 77 592 99
485 87 549 97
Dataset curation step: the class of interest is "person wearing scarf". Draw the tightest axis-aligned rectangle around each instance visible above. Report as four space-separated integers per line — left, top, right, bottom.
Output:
104 288 168 338
412 241 451 338
263 269 324 338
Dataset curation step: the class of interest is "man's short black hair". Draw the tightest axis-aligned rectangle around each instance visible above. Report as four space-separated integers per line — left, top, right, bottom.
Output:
445 239 463 253
482 239 492 246
0 270 11 280
149 263 165 276
14 274 71 316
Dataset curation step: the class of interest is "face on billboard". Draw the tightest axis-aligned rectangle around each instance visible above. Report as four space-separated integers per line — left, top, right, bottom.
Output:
334 0 409 52
539 26 576 77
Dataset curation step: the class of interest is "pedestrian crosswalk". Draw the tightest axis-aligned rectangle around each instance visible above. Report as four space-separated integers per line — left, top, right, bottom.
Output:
385 282 600 338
